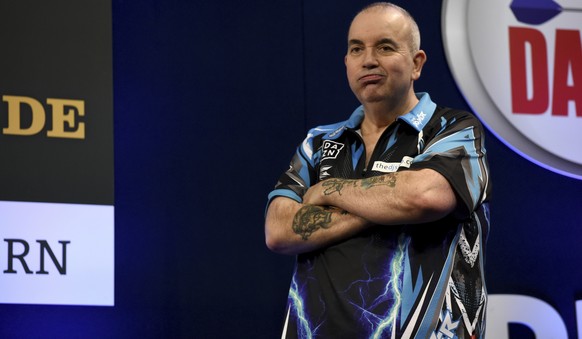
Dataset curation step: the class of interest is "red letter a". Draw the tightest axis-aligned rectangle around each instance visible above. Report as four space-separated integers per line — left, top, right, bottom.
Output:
552 29 582 117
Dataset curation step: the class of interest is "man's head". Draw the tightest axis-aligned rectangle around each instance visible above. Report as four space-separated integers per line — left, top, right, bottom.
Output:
345 3 426 109
357 3 421 54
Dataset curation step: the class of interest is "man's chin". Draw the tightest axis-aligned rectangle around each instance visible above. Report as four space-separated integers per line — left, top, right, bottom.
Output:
358 94 388 104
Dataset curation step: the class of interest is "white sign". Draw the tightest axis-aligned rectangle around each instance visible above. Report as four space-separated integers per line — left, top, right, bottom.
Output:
487 294 580 338
442 0 582 179
0 201 114 306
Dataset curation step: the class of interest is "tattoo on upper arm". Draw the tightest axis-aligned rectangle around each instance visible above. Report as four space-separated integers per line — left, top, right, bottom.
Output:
292 205 336 240
321 173 398 195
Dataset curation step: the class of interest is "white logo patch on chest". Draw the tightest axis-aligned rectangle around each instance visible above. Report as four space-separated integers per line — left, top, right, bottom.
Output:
321 140 345 160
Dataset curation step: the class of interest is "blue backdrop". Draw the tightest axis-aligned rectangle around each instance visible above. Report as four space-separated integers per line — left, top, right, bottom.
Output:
1 0 581 338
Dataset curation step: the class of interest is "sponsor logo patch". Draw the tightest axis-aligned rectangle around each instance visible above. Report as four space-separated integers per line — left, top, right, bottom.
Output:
321 140 345 160
372 156 413 173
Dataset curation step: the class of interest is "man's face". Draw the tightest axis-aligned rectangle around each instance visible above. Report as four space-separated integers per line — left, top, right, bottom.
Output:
345 8 424 106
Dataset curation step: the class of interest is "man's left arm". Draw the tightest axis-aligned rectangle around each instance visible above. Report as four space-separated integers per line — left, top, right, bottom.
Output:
302 168 457 225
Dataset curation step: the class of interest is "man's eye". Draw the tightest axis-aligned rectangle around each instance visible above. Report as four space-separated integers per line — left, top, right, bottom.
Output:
350 47 363 54
378 45 393 53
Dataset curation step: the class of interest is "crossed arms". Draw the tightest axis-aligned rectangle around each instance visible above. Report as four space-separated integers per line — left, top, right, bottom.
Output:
265 168 457 255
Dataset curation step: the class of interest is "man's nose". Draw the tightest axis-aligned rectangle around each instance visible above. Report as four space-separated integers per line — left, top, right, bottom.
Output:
362 48 379 68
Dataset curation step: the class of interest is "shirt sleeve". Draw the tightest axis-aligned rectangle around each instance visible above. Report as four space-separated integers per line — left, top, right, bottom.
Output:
267 131 318 205
408 109 491 217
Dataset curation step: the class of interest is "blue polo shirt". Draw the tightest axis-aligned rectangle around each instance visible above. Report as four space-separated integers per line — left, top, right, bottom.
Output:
269 93 491 339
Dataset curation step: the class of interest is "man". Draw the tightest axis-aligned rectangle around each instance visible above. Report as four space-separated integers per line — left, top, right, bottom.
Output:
265 3 491 338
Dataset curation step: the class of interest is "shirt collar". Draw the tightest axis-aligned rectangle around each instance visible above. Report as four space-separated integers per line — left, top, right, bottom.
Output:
398 92 437 132
342 92 436 134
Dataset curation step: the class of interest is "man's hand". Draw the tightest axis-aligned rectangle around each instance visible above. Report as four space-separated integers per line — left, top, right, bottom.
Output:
301 181 327 206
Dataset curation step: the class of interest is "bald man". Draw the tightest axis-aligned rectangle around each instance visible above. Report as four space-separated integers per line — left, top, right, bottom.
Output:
265 3 491 338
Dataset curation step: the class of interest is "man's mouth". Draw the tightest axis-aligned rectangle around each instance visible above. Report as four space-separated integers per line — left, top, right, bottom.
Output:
359 74 384 84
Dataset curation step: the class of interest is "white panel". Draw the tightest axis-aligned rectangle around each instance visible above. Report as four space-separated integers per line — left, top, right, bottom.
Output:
0 200 114 306
486 294 567 339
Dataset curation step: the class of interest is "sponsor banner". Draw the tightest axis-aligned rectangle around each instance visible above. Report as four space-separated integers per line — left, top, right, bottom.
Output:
0 1 114 305
0 1 114 204
0 201 114 306
442 0 582 179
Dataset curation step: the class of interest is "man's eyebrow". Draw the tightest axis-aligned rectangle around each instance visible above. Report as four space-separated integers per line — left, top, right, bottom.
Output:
348 39 364 46
377 38 397 46
347 38 398 46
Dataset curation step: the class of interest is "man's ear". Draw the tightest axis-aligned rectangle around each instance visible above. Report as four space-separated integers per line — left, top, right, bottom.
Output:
412 50 427 80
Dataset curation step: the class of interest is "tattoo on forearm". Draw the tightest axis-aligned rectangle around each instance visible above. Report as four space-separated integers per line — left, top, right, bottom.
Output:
321 179 357 196
320 173 398 196
292 205 339 240
361 173 398 189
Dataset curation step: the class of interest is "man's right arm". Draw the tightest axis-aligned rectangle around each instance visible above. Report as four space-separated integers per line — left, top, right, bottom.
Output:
265 196 370 255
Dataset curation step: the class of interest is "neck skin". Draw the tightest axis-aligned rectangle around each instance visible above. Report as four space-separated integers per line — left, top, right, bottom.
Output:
360 91 419 135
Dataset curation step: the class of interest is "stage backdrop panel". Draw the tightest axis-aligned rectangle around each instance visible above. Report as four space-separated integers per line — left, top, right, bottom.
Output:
0 0 114 306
